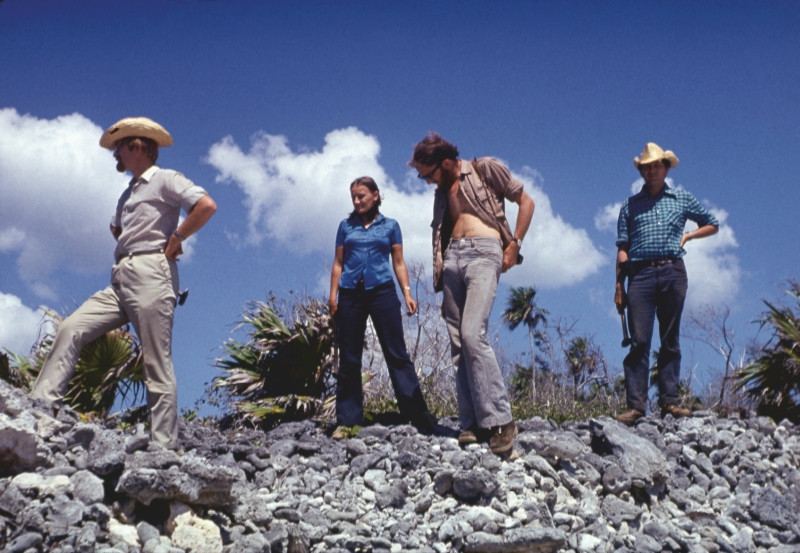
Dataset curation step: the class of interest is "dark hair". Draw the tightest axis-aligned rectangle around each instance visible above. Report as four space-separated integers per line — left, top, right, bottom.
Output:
408 131 459 167
349 176 382 219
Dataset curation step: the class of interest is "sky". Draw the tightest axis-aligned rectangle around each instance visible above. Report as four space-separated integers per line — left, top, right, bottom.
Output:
1 0 798 415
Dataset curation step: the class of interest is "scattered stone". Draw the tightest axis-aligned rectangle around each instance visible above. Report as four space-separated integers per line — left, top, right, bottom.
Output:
1 379 799 553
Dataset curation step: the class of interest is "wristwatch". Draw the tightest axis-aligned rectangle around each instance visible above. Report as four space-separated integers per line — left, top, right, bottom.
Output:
512 237 523 247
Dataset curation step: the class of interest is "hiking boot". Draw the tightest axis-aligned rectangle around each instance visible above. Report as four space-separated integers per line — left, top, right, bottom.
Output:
615 408 644 426
661 403 691 418
489 421 517 454
458 428 478 445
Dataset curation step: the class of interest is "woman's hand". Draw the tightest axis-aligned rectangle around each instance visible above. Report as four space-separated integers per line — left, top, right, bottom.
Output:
328 297 338 317
405 295 417 316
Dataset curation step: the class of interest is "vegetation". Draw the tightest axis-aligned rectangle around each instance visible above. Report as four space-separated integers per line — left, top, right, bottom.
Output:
210 293 336 429
5 274 800 430
502 286 548 403
0 309 145 416
735 280 800 423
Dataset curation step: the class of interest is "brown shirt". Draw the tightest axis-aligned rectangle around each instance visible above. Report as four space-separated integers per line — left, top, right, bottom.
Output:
430 157 523 291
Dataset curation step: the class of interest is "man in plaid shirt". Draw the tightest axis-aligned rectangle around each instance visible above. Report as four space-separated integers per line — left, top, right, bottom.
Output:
614 143 719 425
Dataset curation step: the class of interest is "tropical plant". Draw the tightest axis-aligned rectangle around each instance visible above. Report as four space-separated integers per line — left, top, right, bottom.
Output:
564 335 607 395
736 281 800 423
502 286 548 403
211 293 336 429
1 309 145 416
1 349 37 390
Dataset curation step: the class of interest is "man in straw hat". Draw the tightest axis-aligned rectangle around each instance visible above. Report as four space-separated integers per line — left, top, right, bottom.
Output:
409 132 535 455
30 117 217 449
614 142 718 425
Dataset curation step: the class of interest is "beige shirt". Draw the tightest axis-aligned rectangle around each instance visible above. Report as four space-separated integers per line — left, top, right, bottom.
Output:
112 165 207 260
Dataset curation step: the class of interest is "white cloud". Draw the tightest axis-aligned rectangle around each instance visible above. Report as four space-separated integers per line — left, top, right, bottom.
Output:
0 292 45 355
505 166 606 288
206 127 391 253
207 129 606 290
0 108 124 299
683 207 740 310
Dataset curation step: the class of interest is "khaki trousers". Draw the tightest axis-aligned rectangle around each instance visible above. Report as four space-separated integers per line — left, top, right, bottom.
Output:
31 253 180 447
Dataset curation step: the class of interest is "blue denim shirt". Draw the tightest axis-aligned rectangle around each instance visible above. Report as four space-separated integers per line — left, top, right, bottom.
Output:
616 185 719 261
336 213 402 290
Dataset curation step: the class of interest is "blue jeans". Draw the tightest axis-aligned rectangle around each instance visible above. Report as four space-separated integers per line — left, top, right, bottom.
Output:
335 281 430 426
442 237 513 430
623 258 688 412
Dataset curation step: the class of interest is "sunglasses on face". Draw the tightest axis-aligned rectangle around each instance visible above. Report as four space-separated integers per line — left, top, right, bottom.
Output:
417 161 442 180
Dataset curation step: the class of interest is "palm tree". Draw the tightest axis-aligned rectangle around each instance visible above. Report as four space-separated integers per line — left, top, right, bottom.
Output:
502 286 548 403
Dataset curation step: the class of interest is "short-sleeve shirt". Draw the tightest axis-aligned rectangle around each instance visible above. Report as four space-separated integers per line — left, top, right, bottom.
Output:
616 185 719 261
112 165 207 260
336 213 402 290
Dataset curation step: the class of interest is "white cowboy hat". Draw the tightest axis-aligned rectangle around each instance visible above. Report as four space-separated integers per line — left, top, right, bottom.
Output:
99 117 173 149
634 142 679 169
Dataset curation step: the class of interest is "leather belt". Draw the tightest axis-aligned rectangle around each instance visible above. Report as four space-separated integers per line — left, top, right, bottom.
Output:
632 258 677 270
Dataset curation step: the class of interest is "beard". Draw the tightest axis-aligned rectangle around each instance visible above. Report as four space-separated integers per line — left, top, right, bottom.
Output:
116 159 125 173
438 164 458 189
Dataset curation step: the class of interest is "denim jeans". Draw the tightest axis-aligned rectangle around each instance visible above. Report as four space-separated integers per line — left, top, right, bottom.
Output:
623 258 688 413
442 237 513 430
335 281 430 426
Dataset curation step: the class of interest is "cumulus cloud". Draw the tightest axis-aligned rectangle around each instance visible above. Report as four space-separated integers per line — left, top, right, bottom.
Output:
0 292 46 355
206 127 393 253
0 108 125 299
594 178 740 309
206 128 605 289
506 166 606 288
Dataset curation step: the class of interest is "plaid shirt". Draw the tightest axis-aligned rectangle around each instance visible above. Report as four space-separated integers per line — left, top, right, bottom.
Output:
616 185 719 261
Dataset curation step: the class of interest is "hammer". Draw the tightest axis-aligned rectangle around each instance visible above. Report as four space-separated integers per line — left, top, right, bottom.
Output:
620 310 632 347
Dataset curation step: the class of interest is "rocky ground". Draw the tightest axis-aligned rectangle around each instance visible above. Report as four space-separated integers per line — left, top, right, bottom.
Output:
1 379 799 553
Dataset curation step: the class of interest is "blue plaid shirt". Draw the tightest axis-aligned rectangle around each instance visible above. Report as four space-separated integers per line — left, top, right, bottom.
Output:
616 185 719 261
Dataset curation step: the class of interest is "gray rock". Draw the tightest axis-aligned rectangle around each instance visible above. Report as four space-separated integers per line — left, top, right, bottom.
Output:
2 380 800 553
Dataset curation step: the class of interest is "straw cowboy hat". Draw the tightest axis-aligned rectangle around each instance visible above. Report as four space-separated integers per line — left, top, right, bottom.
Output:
634 142 679 169
99 117 173 149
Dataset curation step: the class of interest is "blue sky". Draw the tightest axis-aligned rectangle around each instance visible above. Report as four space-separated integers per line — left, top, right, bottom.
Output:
1 0 798 414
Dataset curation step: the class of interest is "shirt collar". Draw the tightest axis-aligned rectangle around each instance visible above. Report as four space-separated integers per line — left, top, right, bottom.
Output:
348 212 386 227
635 183 675 199
130 165 160 186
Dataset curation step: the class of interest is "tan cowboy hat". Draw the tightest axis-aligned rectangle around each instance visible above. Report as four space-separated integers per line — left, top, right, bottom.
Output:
634 142 679 169
99 117 173 149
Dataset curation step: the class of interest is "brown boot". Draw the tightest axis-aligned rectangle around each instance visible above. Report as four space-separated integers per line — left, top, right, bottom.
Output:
458 428 478 445
661 404 691 418
489 421 517 454
615 408 644 426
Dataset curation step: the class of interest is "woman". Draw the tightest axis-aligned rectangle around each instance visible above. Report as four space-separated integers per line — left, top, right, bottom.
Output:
329 176 435 438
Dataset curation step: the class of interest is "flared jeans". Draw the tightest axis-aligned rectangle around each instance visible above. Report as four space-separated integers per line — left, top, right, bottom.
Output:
442 237 513 431
335 281 429 426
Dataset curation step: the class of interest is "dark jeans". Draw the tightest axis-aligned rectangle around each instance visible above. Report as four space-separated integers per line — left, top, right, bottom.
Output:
336 281 429 426
623 259 688 413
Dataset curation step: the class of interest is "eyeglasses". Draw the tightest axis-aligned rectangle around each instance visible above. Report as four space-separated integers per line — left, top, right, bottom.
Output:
417 161 442 180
